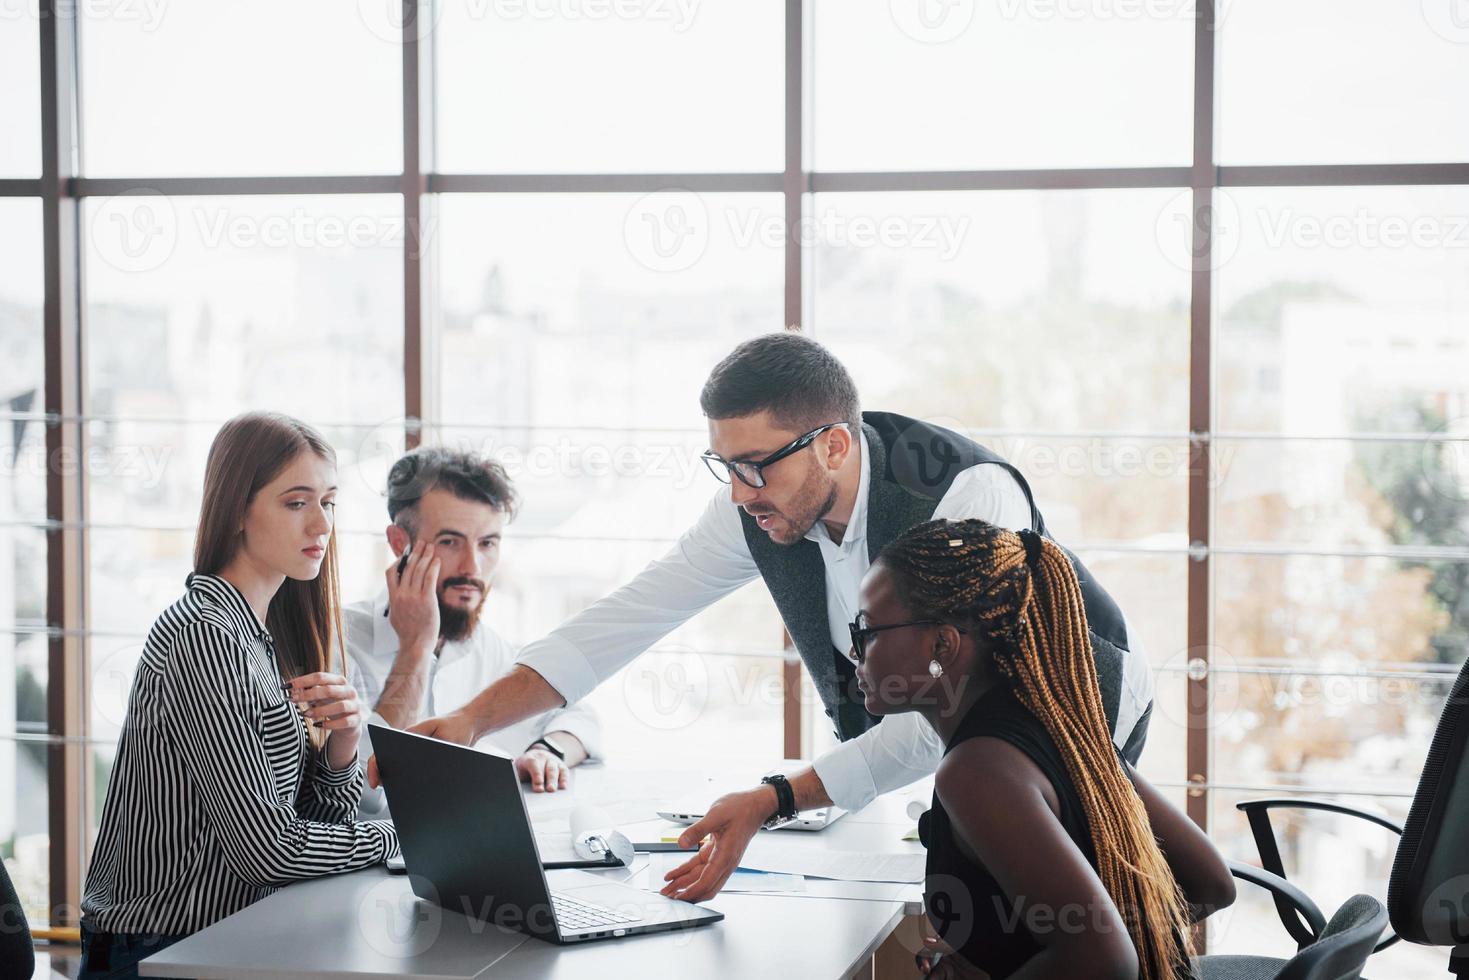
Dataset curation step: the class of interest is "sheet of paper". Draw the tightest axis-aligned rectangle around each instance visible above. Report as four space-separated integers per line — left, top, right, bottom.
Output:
535 831 579 865
723 869 807 893
736 849 926 884
644 854 806 893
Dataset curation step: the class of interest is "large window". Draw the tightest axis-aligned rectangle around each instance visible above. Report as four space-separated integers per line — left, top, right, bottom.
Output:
0 196 47 925
807 185 1194 771
1203 183 1469 971
9 4 1467 974
78 3 401 176
0 7 40 177
1217 1 1469 165
436 2 784 173
812 2 1193 170
431 191 788 761
80 192 407 868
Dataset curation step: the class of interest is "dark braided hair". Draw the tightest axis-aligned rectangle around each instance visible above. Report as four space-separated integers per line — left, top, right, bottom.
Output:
878 518 1192 980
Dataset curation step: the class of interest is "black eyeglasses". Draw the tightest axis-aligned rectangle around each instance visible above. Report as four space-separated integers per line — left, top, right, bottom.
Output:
847 611 966 664
701 421 848 490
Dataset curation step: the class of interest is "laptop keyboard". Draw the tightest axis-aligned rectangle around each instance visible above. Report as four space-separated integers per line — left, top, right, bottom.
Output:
553 894 643 931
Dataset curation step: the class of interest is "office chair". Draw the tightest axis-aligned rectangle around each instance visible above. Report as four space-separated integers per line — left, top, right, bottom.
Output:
1199 889 1387 980
0 855 36 979
1388 649 1469 976
1225 652 1469 977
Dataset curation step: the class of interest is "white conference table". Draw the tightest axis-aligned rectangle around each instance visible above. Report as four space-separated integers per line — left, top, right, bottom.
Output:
140 762 932 980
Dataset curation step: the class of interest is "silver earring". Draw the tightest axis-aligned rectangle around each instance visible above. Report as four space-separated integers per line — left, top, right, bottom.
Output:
929 659 943 678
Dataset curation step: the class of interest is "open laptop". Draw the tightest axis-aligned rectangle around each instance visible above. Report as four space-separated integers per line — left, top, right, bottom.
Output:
370 724 723 944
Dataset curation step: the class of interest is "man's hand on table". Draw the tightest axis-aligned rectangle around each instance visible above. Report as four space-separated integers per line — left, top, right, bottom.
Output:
659 785 777 903
514 747 570 793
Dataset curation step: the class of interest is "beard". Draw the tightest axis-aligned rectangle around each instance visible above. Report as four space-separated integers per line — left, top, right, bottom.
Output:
437 577 488 643
750 463 839 546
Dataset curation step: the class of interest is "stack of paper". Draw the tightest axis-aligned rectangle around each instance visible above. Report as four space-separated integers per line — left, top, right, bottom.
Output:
736 849 925 884
723 869 807 893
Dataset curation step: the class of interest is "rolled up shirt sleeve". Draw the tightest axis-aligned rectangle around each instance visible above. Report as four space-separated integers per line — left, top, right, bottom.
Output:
537 698 604 762
813 711 944 813
516 491 760 707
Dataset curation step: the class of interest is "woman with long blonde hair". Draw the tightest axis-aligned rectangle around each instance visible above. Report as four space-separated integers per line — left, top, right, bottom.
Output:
853 518 1234 979
79 413 397 980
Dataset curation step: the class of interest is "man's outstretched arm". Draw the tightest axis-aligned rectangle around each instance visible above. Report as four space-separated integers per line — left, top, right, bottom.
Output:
367 664 562 787
368 492 762 787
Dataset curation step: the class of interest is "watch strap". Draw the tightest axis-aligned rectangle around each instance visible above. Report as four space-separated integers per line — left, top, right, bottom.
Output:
528 737 565 761
760 774 797 827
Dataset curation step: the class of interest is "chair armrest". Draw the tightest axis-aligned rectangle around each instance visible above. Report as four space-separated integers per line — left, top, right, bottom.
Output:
1235 798 1403 953
1227 859 1328 950
1235 798 1404 837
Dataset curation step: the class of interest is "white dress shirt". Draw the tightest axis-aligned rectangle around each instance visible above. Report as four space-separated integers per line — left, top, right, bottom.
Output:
346 591 603 820
516 431 1154 813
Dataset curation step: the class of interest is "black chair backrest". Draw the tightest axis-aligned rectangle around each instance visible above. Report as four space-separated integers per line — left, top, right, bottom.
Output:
1388 655 1469 948
0 856 35 979
1276 894 1387 980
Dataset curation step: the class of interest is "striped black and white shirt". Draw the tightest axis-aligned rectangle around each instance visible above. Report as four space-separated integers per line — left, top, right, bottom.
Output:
82 573 399 936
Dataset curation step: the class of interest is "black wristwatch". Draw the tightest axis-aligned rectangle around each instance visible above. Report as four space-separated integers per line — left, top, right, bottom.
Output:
760 774 798 828
528 735 567 761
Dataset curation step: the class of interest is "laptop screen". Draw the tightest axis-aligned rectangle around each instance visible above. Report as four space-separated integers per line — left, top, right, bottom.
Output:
370 724 559 940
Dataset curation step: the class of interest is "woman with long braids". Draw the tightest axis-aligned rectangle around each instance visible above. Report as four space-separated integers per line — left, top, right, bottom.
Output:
853 518 1234 979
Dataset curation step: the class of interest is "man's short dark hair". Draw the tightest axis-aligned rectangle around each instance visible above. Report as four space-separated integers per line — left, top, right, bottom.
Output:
699 331 861 433
386 446 518 532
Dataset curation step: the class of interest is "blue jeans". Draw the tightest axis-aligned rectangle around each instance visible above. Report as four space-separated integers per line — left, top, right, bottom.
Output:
78 923 187 980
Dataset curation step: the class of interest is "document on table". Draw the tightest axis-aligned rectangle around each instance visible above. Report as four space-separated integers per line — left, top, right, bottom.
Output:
724 869 807 893
736 850 925 884
645 853 805 893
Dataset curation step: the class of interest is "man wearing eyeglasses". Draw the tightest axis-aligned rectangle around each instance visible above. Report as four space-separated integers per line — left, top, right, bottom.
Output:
370 330 1154 901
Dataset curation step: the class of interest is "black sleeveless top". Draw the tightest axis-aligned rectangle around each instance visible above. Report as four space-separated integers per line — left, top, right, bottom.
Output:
919 682 1097 977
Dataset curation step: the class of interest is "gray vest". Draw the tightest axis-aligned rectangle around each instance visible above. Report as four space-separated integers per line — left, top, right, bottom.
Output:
740 412 1127 742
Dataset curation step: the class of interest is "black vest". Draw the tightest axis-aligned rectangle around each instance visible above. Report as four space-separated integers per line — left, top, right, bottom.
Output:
739 412 1129 742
